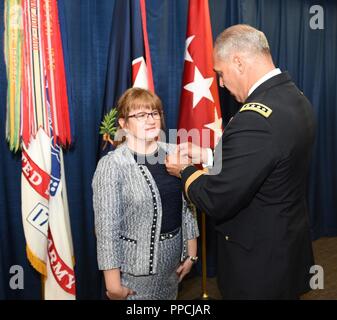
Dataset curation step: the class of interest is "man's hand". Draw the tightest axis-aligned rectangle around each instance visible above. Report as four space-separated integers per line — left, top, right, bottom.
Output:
165 148 191 178
106 285 136 300
178 142 209 165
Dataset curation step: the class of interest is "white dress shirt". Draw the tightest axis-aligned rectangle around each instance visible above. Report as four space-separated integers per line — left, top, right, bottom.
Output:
248 68 281 97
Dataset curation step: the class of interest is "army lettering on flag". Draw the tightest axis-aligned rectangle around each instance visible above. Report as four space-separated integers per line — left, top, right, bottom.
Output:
22 126 76 299
44 136 75 299
4 0 75 299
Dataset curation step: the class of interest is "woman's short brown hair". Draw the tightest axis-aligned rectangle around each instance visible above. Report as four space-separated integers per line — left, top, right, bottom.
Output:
114 87 166 144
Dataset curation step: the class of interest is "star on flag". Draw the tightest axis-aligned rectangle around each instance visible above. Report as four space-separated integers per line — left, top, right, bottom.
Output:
205 107 223 142
178 0 223 149
184 35 195 62
184 66 214 109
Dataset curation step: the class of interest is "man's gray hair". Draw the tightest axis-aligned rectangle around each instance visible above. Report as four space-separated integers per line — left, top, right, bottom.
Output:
214 24 270 60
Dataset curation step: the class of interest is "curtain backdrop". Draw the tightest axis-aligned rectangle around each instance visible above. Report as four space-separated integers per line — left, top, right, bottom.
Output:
0 0 336 299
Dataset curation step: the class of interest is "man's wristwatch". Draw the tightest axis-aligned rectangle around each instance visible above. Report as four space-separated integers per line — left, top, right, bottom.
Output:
186 255 198 264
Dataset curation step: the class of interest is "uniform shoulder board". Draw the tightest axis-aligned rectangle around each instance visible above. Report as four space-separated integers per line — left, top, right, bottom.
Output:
239 102 272 118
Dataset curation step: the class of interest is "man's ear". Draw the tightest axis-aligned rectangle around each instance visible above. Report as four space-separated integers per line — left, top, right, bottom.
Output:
233 55 244 74
118 118 126 129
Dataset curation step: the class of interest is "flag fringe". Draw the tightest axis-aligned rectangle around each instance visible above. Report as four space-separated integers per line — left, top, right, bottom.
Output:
26 245 47 276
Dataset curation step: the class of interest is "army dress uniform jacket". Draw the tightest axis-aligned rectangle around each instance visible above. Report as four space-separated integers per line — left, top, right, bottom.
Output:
93 142 199 276
181 72 315 299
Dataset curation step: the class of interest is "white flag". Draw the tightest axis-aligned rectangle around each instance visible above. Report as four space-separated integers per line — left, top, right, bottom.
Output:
21 127 76 299
44 142 76 299
22 128 51 276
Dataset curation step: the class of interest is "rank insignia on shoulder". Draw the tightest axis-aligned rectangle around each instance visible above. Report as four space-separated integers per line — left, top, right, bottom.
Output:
239 103 272 118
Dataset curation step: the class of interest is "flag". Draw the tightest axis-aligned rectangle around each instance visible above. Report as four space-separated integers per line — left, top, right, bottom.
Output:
103 0 154 113
101 0 154 154
177 0 223 281
44 133 75 299
22 128 51 275
178 0 222 149
22 127 76 299
5 0 75 299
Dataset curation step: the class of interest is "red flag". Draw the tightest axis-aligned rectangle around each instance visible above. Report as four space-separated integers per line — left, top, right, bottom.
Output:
178 0 222 149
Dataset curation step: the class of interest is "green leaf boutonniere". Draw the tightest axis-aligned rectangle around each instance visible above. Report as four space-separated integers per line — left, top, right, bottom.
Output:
100 108 117 149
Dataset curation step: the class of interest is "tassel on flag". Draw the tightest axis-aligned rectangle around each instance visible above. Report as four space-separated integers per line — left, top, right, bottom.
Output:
5 0 72 149
4 0 23 152
4 0 75 299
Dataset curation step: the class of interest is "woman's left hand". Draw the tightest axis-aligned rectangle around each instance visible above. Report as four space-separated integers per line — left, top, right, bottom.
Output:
176 258 194 282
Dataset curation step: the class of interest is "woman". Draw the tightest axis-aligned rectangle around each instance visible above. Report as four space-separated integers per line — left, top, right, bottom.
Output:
92 87 199 300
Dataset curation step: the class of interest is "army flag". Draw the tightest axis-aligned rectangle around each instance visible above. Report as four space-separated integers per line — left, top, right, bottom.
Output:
4 0 75 299
44 133 75 299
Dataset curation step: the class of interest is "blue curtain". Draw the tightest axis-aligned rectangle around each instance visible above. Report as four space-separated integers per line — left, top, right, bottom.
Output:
0 0 336 299
57 0 116 299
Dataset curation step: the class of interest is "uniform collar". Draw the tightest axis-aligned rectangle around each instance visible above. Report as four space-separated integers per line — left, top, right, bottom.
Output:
248 68 281 97
245 71 292 103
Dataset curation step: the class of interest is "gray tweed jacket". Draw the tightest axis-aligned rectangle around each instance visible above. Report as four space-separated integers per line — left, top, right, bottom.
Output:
92 142 199 276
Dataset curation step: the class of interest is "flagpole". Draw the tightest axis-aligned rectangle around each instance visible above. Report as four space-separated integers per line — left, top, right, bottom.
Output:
177 0 222 300
201 211 209 299
193 209 214 300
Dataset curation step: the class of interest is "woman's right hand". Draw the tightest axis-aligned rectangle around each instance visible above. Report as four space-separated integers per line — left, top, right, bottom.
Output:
106 286 136 300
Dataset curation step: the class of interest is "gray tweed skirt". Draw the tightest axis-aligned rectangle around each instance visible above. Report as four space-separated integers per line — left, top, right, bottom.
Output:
121 228 182 300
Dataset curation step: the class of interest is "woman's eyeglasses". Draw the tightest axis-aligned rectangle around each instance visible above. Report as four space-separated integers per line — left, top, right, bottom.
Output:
127 111 161 122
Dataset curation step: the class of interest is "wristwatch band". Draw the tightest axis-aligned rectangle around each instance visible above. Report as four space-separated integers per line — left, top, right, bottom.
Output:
186 255 198 264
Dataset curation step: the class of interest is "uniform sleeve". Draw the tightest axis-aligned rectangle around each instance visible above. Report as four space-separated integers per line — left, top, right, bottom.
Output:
182 196 199 240
92 155 122 270
181 111 278 222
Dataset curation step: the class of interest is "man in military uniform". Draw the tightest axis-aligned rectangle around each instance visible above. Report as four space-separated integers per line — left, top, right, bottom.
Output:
166 24 316 299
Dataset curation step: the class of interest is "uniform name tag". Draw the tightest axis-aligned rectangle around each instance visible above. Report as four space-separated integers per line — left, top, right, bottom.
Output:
239 103 272 118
